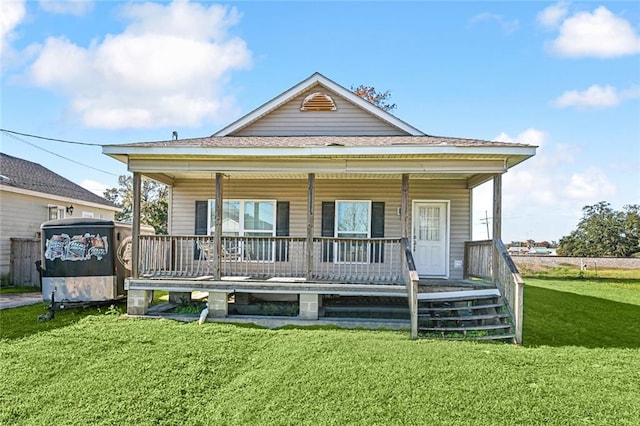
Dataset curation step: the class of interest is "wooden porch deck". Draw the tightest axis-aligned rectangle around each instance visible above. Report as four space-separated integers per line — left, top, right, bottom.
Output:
126 275 493 298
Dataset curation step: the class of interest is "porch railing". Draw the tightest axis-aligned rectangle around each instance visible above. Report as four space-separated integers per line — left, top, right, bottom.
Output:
138 235 403 284
463 239 525 344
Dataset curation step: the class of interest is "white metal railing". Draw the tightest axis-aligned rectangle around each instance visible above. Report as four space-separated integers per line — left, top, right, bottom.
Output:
138 235 403 284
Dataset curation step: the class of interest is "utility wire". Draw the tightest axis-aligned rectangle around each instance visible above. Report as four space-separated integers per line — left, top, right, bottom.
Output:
0 128 104 146
2 131 119 177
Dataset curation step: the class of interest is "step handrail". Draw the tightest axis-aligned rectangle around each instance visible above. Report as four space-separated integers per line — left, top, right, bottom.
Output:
493 239 525 344
401 237 419 339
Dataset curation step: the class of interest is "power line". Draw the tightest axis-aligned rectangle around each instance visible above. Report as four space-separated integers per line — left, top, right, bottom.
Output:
2 131 119 177
0 128 103 146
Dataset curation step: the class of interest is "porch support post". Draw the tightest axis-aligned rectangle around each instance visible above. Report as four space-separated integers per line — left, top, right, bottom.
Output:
492 173 502 242
213 173 223 280
306 173 315 281
401 174 410 239
492 173 502 283
131 172 141 279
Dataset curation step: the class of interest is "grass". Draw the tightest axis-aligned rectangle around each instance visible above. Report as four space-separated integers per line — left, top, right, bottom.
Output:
0 286 40 294
0 266 638 424
521 266 640 348
2 317 640 425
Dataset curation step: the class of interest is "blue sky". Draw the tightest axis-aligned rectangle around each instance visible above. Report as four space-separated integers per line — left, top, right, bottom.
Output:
1 0 639 242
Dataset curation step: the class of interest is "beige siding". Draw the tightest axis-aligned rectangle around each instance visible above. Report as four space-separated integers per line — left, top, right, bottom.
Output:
0 191 115 277
234 85 407 136
170 178 470 279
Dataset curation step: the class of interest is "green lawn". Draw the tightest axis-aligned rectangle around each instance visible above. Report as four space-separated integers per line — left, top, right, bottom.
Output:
0 286 40 294
0 268 638 425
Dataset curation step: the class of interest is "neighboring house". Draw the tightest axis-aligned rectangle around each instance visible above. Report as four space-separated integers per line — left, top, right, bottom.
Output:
103 72 536 342
508 246 530 255
0 153 119 284
528 247 554 256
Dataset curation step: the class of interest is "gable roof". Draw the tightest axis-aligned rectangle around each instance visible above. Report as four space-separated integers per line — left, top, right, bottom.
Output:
0 153 117 208
213 72 425 137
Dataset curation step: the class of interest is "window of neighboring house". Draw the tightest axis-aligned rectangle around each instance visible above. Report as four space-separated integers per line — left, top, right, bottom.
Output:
48 205 65 220
335 200 371 263
208 200 276 261
82 212 95 218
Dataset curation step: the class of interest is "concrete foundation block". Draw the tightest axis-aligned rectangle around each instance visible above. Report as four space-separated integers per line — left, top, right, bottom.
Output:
208 291 228 318
127 289 151 315
299 293 319 320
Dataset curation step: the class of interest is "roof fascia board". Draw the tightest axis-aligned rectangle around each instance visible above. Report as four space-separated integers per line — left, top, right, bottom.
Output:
213 72 425 136
0 185 120 211
127 158 508 174
103 144 536 158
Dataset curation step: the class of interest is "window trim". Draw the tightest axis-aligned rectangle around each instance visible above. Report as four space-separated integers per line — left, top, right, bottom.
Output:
48 205 65 220
334 200 372 264
206 199 277 237
207 199 277 262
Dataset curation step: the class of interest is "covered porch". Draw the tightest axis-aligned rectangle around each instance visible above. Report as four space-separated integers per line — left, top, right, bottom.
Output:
125 226 523 342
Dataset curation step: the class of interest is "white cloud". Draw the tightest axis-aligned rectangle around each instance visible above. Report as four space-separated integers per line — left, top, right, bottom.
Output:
81 179 109 196
40 0 93 16
564 168 617 200
548 6 640 58
0 0 26 63
474 128 619 240
536 1 569 30
495 128 546 148
470 12 519 33
552 84 640 109
27 0 252 129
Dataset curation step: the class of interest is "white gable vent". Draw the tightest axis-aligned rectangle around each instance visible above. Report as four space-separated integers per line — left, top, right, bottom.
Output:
300 92 337 111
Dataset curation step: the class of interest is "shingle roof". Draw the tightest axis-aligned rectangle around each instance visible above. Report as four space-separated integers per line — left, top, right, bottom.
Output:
111 135 534 149
0 153 117 208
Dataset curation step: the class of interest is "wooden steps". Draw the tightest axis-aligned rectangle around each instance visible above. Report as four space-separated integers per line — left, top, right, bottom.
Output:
417 288 515 342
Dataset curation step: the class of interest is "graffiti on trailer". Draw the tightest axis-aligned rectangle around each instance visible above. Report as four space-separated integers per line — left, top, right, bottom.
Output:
45 233 109 261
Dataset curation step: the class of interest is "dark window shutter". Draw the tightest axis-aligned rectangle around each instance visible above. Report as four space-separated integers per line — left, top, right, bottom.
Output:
370 202 385 263
194 201 208 259
321 202 335 262
275 201 290 261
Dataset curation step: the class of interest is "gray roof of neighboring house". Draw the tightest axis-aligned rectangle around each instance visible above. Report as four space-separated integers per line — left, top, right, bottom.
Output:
0 153 117 208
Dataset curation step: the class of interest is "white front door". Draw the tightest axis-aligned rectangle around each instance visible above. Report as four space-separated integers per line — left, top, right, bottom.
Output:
412 201 448 277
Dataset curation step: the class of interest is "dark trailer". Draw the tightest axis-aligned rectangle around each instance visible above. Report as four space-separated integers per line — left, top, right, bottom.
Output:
40 218 153 303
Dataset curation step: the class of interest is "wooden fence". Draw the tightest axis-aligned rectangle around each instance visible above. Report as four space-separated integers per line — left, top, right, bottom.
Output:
10 238 41 287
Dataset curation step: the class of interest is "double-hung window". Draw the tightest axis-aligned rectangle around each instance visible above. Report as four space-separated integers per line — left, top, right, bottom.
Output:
208 200 276 261
48 205 65 220
335 200 371 263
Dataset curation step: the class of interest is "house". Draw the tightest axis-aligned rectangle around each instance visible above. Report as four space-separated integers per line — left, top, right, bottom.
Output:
0 153 119 285
103 72 536 342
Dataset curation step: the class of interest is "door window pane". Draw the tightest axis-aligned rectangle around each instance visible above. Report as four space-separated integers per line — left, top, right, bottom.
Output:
418 206 440 241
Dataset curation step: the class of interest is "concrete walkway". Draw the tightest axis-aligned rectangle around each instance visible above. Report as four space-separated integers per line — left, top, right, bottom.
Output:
0 292 43 310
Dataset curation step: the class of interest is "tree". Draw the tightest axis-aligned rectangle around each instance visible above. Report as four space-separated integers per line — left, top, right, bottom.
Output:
103 175 168 234
351 85 397 112
557 202 640 257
